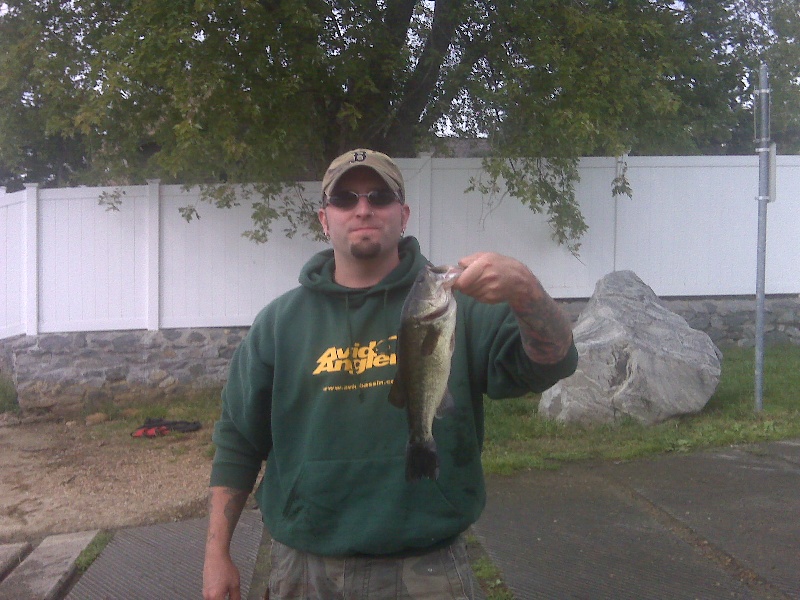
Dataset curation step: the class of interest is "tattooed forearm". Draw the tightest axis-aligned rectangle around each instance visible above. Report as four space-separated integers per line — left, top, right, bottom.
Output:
510 290 573 365
206 487 249 547
223 488 248 525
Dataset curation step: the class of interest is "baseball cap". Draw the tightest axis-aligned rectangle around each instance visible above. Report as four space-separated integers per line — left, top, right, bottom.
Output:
321 149 405 203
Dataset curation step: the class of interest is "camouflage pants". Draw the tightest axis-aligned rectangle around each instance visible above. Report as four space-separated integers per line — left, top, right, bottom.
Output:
266 536 478 599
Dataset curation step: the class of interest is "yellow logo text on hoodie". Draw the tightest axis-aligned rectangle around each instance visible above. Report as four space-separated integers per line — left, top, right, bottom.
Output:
313 337 397 375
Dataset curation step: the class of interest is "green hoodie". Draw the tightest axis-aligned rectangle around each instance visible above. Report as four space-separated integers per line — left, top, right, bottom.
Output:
211 237 577 556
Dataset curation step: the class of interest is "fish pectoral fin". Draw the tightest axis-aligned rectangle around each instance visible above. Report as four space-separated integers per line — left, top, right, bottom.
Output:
387 377 406 409
435 387 457 419
420 326 441 356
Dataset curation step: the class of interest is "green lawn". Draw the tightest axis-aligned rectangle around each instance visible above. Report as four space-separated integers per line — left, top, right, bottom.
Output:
481 344 800 474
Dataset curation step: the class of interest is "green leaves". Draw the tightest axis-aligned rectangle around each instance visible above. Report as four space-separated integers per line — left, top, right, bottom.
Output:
2 0 798 245
472 156 587 255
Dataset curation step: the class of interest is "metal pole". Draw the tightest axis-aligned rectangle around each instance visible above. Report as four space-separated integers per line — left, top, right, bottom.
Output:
754 63 771 412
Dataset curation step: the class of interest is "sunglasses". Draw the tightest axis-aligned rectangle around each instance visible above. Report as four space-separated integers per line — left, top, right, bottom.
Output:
324 189 401 209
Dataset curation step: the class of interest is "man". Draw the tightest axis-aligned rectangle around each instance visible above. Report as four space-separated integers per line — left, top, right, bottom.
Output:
203 149 578 600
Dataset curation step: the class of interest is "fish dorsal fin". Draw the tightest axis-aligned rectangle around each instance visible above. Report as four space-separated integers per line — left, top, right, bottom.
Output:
388 376 406 409
435 387 456 419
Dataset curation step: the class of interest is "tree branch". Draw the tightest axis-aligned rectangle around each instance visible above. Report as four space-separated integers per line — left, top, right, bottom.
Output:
385 0 463 153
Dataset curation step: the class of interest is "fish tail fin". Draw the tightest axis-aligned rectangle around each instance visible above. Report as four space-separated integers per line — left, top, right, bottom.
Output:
405 439 439 482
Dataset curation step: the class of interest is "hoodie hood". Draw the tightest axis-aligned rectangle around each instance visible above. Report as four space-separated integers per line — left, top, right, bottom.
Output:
299 236 427 298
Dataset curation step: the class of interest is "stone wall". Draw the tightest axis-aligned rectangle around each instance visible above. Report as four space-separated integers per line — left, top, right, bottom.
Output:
1 296 798 415
3 328 246 415
560 295 800 348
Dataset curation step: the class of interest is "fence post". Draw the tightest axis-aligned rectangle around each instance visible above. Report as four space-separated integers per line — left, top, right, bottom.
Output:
146 180 161 331
23 184 39 336
413 153 433 257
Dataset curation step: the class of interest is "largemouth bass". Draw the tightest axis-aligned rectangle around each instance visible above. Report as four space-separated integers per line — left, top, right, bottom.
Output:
389 264 463 481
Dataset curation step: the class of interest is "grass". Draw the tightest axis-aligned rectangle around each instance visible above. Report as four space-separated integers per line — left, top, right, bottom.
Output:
481 344 800 475
466 533 515 600
105 387 220 427
0 372 19 414
74 531 115 574
85 386 222 424
81 387 221 457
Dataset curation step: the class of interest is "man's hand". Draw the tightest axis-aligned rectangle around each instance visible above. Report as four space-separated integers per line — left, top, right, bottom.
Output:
453 252 573 364
203 552 241 600
453 252 541 306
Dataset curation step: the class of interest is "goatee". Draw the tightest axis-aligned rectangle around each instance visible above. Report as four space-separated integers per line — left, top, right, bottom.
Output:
350 240 382 260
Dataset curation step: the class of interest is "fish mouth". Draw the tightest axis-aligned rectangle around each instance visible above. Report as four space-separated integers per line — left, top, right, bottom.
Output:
428 264 464 286
429 265 463 276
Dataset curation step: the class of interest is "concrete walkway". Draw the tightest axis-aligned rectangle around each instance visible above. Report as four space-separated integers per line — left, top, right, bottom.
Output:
474 439 800 599
2 439 798 599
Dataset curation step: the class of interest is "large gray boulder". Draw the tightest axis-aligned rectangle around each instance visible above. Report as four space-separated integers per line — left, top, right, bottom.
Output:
540 271 722 425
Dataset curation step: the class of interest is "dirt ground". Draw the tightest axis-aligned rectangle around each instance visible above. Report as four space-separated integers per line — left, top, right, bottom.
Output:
0 412 221 544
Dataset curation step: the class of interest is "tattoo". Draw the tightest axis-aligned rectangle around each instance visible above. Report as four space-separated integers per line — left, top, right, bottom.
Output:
511 294 573 364
206 487 249 545
223 488 249 525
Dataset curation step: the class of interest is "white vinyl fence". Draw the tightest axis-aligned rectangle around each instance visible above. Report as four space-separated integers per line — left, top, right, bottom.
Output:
2 156 799 339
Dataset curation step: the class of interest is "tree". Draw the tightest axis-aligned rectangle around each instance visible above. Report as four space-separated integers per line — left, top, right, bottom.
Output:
761 0 800 151
1 1 798 251
647 0 800 156
0 1 94 189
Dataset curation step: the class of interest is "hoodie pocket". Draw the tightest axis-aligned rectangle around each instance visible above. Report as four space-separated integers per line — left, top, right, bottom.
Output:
280 456 470 554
